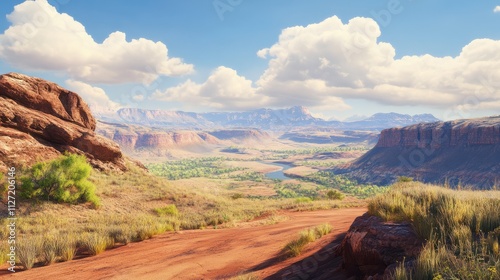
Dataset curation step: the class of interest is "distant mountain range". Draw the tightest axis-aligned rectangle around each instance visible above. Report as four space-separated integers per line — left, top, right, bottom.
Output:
99 106 440 131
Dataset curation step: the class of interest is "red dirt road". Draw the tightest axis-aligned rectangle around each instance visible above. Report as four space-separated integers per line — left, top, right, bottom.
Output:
2 208 365 280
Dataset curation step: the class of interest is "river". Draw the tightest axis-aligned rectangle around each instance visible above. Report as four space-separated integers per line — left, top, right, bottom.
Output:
262 162 294 180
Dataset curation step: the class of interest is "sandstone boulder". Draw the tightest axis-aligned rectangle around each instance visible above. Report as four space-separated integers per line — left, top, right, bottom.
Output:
0 72 126 171
341 213 424 278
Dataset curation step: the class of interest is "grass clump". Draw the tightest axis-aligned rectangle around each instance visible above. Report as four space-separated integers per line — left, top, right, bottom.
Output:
284 224 333 258
57 235 77 262
42 237 58 265
79 233 111 256
154 204 179 217
315 223 333 237
370 181 500 279
17 236 42 270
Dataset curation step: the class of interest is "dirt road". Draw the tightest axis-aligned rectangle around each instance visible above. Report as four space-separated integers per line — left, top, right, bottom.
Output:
2 208 365 280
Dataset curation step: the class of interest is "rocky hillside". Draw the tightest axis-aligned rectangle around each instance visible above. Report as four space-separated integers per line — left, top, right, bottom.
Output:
337 116 500 188
0 73 128 171
97 122 269 151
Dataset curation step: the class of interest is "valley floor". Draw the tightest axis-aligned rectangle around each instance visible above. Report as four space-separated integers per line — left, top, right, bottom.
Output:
1 208 365 280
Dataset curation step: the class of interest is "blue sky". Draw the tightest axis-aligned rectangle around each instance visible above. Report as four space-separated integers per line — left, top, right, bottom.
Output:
0 0 500 120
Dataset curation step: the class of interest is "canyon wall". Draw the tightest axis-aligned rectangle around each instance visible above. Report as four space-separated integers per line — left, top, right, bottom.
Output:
338 116 500 188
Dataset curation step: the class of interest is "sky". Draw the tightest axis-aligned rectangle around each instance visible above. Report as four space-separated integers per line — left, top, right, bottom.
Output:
0 0 500 121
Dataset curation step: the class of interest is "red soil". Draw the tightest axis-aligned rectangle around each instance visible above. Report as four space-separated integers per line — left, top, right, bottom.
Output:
2 208 365 280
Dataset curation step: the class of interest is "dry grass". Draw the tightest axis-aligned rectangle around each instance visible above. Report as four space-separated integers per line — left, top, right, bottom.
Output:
17 236 42 270
79 233 112 256
284 223 333 258
369 181 500 279
5 159 362 270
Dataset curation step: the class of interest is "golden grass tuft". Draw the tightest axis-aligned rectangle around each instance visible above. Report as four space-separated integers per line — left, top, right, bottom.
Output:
370 181 500 279
284 223 333 258
79 233 111 256
17 236 43 270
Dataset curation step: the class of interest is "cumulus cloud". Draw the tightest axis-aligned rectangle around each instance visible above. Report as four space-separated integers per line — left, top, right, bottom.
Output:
494 6 500 13
252 16 500 111
0 0 193 84
155 15 500 112
152 66 268 110
65 80 122 115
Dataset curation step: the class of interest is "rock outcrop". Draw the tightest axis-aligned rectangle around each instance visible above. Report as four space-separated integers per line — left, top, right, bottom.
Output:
97 121 271 151
0 73 127 171
341 214 424 278
337 116 500 188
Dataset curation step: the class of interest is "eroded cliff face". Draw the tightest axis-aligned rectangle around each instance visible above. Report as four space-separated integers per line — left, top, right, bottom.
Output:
377 118 500 148
0 73 127 171
97 122 269 151
338 116 500 188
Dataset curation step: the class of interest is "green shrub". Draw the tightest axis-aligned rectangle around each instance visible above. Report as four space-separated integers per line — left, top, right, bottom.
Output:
326 189 345 200
154 204 179 217
20 154 99 207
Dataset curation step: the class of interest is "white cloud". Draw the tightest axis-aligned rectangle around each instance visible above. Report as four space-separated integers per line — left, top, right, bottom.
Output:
253 16 500 111
65 80 122 115
155 15 500 112
132 95 145 102
0 0 193 84
152 66 268 110
494 6 500 13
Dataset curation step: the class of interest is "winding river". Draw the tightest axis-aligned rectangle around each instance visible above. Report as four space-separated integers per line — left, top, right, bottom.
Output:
262 162 294 180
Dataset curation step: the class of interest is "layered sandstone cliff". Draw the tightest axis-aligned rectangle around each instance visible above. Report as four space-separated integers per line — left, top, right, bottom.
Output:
0 73 127 171
338 116 500 188
97 122 270 151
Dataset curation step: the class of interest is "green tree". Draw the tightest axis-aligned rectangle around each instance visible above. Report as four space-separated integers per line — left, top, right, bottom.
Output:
20 154 99 207
326 189 345 200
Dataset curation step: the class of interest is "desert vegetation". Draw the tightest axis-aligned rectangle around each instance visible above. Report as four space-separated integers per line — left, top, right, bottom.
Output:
283 223 333 257
2 149 364 271
146 157 244 180
305 171 387 198
368 181 500 279
19 154 100 207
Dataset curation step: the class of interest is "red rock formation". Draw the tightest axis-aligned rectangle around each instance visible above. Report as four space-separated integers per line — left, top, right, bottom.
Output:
0 73 96 130
0 73 127 171
341 213 424 278
377 118 500 148
96 122 270 151
339 116 500 188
